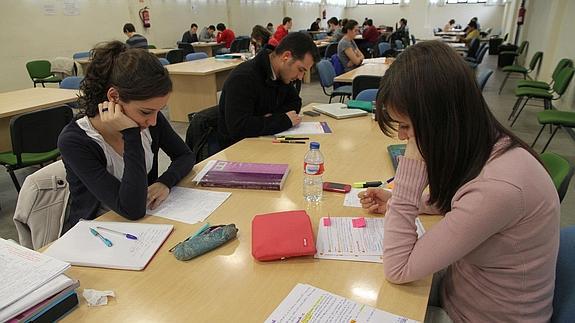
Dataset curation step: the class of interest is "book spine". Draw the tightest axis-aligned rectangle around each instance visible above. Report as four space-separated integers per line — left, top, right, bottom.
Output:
198 182 280 191
25 291 78 323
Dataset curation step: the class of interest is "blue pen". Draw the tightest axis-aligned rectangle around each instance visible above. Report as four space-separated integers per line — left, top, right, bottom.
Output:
90 228 113 247
96 226 138 240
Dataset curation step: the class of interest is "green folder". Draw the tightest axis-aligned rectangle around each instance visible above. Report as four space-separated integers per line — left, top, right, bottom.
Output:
347 100 373 112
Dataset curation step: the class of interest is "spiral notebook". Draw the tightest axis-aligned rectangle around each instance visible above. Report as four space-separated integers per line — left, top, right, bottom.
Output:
44 221 173 271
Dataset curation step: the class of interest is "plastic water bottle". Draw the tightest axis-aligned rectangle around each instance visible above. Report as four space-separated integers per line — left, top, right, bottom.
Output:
303 142 324 202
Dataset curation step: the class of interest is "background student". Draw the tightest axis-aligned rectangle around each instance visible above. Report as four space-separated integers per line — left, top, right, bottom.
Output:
181 23 199 43
359 41 559 322
443 19 456 32
337 19 364 72
216 23 236 53
309 18 321 31
58 41 195 232
218 32 320 149
123 23 148 49
199 25 216 42
269 17 292 47
251 25 273 53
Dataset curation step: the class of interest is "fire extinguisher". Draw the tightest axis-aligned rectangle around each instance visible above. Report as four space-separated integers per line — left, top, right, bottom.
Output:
322 9 326 20
517 1 526 25
139 7 151 28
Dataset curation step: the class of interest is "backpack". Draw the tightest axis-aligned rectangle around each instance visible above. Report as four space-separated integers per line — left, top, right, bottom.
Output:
185 106 220 163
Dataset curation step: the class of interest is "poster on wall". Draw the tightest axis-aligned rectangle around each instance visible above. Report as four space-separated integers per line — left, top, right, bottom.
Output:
43 1 57 16
63 0 80 16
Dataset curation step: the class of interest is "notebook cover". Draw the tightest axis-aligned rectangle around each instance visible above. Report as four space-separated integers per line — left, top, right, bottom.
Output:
198 160 290 191
347 100 373 112
387 144 406 171
313 103 368 119
26 291 78 323
252 210 316 261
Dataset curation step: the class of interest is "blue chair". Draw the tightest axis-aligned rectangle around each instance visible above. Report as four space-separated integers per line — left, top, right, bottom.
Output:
553 226 575 322
330 54 344 76
378 42 391 57
59 76 83 90
185 52 209 61
356 89 378 102
72 51 90 60
324 43 338 60
476 69 494 92
158 58 170 66
467 45 490 69
316 60 352 103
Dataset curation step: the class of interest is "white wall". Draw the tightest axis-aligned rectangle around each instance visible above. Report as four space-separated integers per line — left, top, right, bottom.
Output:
0 0 345 92
344 0 505 39
519 0 575 111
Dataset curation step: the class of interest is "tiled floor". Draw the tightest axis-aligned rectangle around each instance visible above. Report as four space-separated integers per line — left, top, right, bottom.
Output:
1 54 574 243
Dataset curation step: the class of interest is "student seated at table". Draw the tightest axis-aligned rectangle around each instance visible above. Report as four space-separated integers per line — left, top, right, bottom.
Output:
251 25 273 53
443 19 456 32
199 25 216 42
459 21 479 46
359 41 559 322
218 32 320 149
361 19 379 55
337 19 364 72
123 23 148 49
216 23 236 54
182 23 199 43
58 41 195 232
269 17 292 47
309 18 321 32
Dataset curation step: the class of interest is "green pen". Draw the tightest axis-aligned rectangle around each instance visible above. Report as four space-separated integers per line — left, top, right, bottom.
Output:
90 228 113 247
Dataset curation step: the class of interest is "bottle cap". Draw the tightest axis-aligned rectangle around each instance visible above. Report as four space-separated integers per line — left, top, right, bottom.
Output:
310 142 320 149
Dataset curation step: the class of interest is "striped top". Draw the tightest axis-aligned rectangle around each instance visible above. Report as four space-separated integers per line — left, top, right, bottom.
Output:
126 34 148 50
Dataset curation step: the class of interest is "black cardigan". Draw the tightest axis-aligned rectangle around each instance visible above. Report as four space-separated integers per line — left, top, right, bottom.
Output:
58 112 195 230
217 49 302 148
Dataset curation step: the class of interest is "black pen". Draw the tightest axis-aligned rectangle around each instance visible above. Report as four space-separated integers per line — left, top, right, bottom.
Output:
272 140 306 144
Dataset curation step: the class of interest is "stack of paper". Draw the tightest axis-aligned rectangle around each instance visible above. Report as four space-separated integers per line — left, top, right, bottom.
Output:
274 121 332 136
315 217 425 263
265 283 419 323
0 239 78 322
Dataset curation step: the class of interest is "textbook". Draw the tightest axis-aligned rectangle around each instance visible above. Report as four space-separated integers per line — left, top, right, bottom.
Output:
194 160 290 191
388 144 406 171
313 103 368 119
347 99 373 112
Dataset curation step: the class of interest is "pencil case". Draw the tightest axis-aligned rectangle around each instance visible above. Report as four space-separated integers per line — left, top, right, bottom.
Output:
173 224 238 261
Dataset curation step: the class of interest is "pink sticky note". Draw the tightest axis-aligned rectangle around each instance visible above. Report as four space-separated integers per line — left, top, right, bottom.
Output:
323 217 331 226
352 217 366 228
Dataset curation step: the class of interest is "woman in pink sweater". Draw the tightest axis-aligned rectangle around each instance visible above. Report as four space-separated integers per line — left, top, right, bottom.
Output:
359 41 560 322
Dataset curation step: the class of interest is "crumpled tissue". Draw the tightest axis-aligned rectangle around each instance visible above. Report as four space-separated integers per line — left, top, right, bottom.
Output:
82 289 115 306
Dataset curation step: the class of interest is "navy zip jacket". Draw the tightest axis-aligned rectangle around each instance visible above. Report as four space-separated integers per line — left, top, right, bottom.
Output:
58 112 194 231
217 49 302 148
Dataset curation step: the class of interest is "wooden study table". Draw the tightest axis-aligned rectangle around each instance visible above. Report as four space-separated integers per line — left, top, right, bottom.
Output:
0 88 78 152
60 104 441 322
334 62 391 83
435 31 465 37
192 41 225 57
165 57 243 122
74 49 175 75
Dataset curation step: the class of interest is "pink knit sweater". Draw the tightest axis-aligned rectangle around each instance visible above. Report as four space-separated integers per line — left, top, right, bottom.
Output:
383 142 560 322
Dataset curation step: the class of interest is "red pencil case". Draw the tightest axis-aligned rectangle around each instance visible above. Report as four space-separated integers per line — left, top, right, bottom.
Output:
252 210 316 261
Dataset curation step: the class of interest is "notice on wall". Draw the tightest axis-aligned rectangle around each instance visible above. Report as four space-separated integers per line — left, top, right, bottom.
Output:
63 0 80 16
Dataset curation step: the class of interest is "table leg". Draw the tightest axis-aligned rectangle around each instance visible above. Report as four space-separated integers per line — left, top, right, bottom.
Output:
0 117 11 152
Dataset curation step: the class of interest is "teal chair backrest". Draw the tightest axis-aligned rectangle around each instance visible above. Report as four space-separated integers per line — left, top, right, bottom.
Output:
541 152 574 202
552 59 574 81
26 60 52 79
528 51 543 71
552 67 575 95
517 40 529 55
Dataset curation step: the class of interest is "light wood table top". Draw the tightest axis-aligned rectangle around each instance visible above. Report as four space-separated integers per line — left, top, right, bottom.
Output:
191 41 223 48
435 31 466 36
148 48 175 56
60 103 440 322
334 62 391 83
0 88 78 118
166 57 243 76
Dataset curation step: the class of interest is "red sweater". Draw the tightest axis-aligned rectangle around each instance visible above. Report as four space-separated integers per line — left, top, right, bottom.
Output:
362 25 379 44
273 25 289 43
217 29 236 48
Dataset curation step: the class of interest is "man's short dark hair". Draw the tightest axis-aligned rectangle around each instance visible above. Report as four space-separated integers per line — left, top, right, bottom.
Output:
282 17 292 25
123 23 136 33
208 25 216 31
328 17 339 26
449 19 455 24
216 23 226 31
316 18 321 22
468 21 477 29
366 19 373 26
191 23 198 29
275 32 320 64
400 18 407 25
267 22 274 27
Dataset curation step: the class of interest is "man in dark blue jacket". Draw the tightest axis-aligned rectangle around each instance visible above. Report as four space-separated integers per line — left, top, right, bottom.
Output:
218 32 320 149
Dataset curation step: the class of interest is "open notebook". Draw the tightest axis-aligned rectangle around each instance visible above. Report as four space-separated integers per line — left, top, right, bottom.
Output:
313 103 368 119
44 221 173 271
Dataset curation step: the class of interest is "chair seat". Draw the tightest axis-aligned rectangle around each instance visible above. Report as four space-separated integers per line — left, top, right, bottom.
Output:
33 75 62 83
333 85 352 95
0 149 60 167
515 86 553 99
499 51 519 56
502 65 528 73
517 80 550 90
537 110 575 127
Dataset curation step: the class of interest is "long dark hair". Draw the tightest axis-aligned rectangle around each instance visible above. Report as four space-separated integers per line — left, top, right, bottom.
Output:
79 41 172 117
376 41 541 213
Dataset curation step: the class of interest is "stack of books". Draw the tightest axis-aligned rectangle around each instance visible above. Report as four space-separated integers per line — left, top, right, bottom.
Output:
194 160 290 191
0 239 79 322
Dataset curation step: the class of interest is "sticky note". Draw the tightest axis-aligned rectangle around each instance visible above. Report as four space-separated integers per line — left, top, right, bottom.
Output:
323 217 331 226
352 217 366 228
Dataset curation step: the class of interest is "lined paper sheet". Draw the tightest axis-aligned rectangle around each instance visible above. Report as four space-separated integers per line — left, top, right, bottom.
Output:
315 217 425 263
265 283 419 323
274 122 331 136
147 187 231 224
0 239 70 310
44 221 173 270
